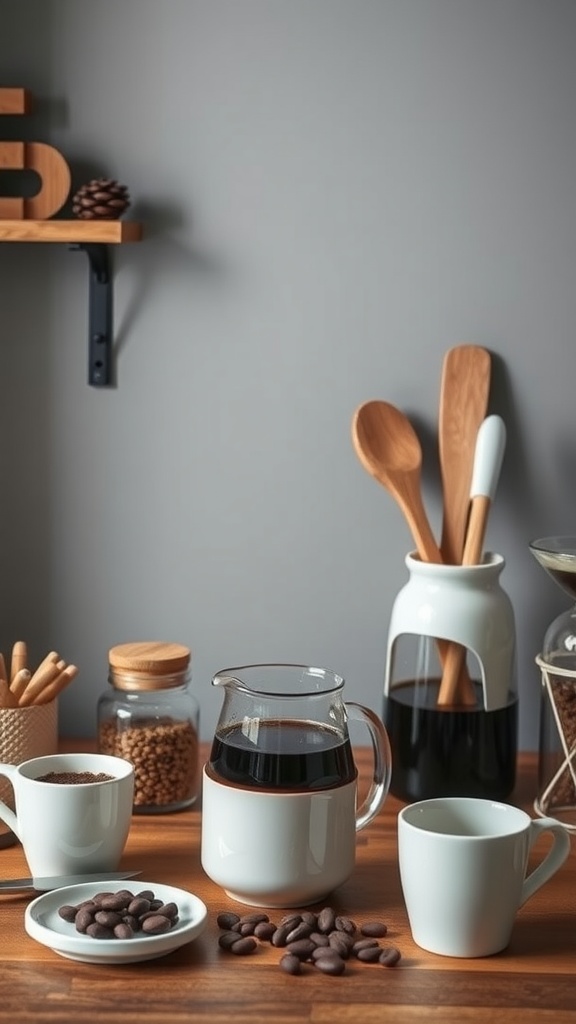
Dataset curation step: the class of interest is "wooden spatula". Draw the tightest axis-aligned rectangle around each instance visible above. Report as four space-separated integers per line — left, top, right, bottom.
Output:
439 345 491 565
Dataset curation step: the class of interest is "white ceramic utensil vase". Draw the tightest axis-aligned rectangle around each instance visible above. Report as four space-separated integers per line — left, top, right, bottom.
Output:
383 552 517 802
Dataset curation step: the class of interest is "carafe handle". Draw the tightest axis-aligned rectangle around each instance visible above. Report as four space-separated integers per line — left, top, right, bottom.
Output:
345 702 392 831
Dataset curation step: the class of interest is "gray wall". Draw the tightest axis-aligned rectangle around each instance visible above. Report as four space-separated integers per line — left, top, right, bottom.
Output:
2 0 576 747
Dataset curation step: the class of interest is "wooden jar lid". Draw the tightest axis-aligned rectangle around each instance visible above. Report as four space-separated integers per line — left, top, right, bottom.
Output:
108 642 191 690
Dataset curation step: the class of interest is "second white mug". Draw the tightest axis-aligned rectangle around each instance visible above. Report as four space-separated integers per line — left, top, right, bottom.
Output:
398 796 570 957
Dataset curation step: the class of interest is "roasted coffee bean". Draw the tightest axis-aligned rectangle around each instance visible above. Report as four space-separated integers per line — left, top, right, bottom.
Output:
352 938 380 954
285 922 313 943
86 922 114 939
229 936 258 956
317 907 336 934
238 917 268 933
279 953 302 975
77 899 98 912
357 946 383 963
253 921 276 941
379 946 401 967
328 932 353 958
271 924 292 947
75 908 96 933
334 915 356 935
122 914 139 932
156 902 179 921
127 897 151 917
286 938 316 960
94 910 123 928
314 955 345 976
91 892 114 904
301 911 318 928
360 920 388 938
217 912 241 930
114 922 135 939
58 905 78 923
135 890 156 902
309 932 330 947
311 946 344 962
219 931 243 950
142 914 173 935
98 892 133 912
279 913 303 929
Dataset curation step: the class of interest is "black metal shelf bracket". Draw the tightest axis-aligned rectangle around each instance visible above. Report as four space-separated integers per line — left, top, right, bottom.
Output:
69 242 113 386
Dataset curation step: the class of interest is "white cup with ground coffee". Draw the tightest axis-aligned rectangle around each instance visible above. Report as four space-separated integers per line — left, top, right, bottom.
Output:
0 752 134 876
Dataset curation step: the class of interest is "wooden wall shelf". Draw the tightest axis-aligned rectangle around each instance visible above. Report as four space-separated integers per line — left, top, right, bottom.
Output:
0 219 142 243
0 219 143 385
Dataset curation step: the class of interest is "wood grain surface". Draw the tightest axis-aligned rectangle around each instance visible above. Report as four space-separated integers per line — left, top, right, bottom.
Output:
0 743 574 1024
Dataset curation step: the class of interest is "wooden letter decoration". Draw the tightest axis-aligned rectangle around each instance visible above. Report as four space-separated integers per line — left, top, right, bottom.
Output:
0 87 71 219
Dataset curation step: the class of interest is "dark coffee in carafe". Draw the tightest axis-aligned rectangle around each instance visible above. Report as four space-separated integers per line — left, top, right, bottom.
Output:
209 720 357 791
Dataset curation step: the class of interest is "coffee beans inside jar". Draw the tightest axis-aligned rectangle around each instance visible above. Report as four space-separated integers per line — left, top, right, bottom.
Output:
97 642 199 813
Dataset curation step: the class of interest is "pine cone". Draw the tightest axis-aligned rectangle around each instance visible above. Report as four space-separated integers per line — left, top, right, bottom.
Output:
72 178 131 220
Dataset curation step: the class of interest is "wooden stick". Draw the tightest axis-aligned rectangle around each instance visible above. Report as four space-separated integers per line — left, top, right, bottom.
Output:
10 668 31 701
10 640 27 683
0 677 17 708
18 659 63 707
29 650 59 682
34 665 79 705
0 653 7 684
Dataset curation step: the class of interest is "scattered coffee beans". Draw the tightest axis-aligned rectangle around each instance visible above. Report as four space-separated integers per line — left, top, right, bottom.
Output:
216 906 401 974
36 771 114 784
57 888 180 940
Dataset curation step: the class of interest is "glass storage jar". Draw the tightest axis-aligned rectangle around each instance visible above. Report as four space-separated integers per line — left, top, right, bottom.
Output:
97 641 199 813
530 536 576 830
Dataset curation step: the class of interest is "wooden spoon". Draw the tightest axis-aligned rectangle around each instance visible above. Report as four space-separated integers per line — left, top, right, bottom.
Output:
439 345 491 565
352 400 459 687
352 400 442 563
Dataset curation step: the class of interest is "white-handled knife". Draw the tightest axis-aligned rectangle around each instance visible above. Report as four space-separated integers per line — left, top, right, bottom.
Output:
0 870 141 892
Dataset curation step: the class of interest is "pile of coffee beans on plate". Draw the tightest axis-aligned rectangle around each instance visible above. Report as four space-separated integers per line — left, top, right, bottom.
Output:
216 907 401 975
58 888 179 940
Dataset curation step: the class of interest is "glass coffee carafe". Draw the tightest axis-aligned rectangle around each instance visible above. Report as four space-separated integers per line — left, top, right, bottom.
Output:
530 536 576 829
201 663 392 906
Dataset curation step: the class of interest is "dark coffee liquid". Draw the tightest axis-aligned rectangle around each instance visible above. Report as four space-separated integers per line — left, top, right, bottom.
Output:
384 681 517 802
544 567 576 600
209 720 357 791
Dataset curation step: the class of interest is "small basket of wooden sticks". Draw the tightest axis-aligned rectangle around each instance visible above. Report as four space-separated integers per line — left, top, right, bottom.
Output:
0 642 78 709
0 642 79 846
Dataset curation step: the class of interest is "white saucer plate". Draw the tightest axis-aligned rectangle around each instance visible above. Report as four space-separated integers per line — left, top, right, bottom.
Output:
25 879 208 964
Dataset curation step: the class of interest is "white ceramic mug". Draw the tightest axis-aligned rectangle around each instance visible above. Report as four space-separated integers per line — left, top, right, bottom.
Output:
398 796 570 957
0 752 134 876
202 765 378 908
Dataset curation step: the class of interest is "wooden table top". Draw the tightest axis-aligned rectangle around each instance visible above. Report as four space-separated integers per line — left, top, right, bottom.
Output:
0 742 575 1024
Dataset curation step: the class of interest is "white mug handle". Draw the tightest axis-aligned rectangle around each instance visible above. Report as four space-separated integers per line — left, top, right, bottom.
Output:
345 702 392 831
520 816 570 906
0 764 21 838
